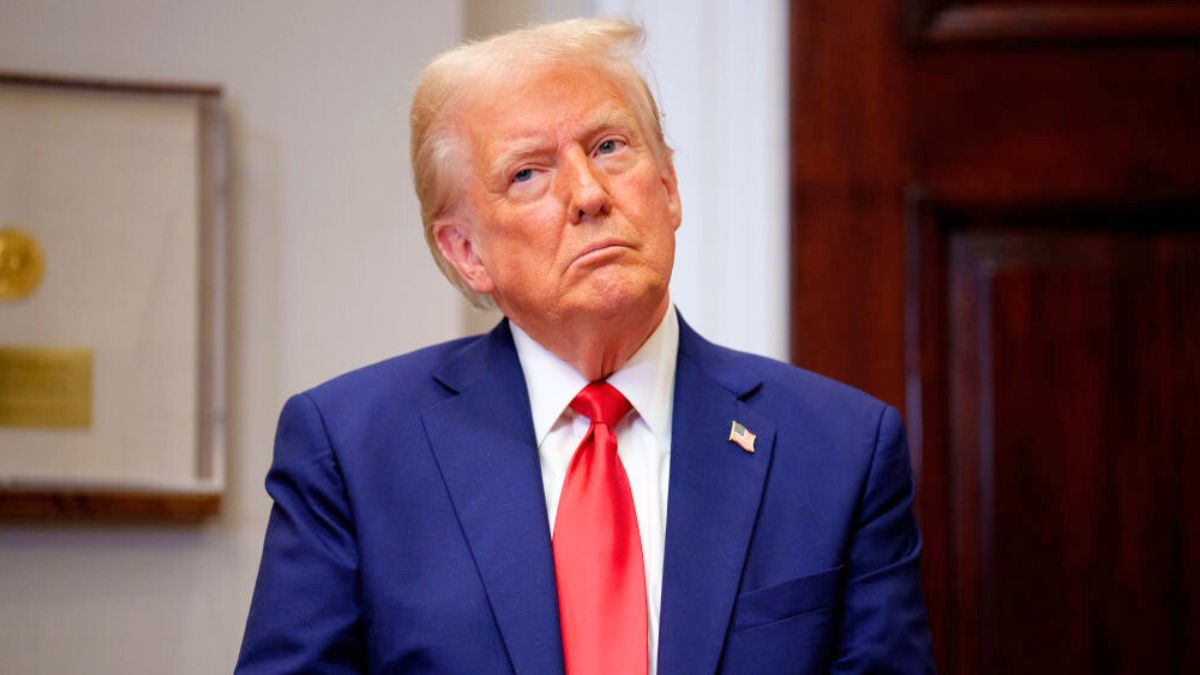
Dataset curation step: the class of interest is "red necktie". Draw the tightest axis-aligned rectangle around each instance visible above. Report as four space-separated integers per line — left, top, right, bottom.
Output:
553 382 648 675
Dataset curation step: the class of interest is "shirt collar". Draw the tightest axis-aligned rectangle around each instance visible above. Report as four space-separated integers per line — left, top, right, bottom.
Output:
510 305 679 447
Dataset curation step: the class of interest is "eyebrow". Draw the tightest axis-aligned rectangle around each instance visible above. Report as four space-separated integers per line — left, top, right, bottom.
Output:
486 106 639 181
488 137 555 181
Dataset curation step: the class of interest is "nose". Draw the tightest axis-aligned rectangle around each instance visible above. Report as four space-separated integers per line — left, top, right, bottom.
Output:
563 146 610 225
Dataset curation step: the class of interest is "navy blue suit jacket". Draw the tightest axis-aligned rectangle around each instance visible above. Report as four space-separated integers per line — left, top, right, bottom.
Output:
237 318 934 673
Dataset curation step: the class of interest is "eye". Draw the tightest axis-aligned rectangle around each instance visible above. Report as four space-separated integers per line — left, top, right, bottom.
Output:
512 168 534 184
595 138 623 156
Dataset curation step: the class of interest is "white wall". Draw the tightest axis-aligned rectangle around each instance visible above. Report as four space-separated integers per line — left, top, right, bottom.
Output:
0 3 462 674
466 0 592 39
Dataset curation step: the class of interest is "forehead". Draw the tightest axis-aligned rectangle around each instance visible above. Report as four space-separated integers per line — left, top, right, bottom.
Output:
461 62 640 153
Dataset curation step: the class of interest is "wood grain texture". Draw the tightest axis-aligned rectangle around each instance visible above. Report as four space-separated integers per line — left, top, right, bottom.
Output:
914 48 1200 205
910 204 1200 674
792 1 1200 669
909 1 1200 45
788 1 910 408
0 489 220 522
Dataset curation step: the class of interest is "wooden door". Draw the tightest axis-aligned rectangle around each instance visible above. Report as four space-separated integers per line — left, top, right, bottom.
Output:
789 2 1200 673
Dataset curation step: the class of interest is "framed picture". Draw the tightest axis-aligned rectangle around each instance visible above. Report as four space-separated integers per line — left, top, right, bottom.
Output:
0 72 225 521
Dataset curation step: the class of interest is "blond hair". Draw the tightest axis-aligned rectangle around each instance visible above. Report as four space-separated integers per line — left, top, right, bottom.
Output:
409 17 672 308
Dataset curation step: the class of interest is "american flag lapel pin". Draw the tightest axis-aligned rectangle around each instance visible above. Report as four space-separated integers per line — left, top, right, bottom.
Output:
729 420 756 453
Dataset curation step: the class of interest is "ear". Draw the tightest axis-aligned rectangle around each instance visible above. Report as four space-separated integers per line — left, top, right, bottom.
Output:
433 217 495 294
660 161 682 231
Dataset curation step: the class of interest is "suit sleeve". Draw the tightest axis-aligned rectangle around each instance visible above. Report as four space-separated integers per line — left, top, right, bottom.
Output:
832 405 936 674
236 393 366 674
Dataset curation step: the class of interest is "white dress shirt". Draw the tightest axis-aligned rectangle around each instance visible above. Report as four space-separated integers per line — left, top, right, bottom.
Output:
510 306 678 675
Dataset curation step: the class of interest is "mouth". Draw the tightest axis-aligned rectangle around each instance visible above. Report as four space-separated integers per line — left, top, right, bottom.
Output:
572 239 632 265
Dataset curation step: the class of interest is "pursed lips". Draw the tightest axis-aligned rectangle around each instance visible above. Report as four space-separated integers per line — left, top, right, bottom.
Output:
571 239 632 266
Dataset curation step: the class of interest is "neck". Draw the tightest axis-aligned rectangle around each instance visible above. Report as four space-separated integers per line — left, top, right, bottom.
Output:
510 295 670 382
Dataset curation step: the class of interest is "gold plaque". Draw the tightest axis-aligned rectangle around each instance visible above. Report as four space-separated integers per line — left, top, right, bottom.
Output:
0 227 46 300
0 346 92 428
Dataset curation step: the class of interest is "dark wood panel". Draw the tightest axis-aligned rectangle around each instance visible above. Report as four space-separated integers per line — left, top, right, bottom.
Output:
914 47 1200 205
789 1 910 408
905 192 955 671
909 1 1200 45
912 203 1200 674
793 0 1200 670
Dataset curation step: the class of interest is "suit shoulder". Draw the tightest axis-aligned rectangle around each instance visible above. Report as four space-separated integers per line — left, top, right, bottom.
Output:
693 341 902 482
300 333 481 412
700 341 892 427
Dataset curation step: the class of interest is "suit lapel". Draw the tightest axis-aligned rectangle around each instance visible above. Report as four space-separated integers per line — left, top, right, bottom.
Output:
657 321 776 674
421 322 565 675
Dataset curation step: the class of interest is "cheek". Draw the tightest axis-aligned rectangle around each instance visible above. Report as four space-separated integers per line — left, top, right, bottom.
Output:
625 167 676 217
625 182 678 247
481 206 565 270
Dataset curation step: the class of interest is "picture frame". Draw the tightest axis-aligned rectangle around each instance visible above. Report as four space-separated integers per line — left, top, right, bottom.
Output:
0 72 226 521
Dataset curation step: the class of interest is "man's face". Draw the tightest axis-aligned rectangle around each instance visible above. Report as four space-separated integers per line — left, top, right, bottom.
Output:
437 62 681 329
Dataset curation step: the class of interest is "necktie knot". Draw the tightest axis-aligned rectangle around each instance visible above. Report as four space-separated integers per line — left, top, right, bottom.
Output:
569 381 632 426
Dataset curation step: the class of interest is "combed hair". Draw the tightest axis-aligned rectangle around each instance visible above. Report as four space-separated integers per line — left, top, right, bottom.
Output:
409 17 672 309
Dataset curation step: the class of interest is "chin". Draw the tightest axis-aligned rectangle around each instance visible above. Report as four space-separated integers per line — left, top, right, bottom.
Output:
572 274 666 320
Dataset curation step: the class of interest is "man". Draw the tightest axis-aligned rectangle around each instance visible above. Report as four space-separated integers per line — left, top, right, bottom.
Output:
237 18 934 675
